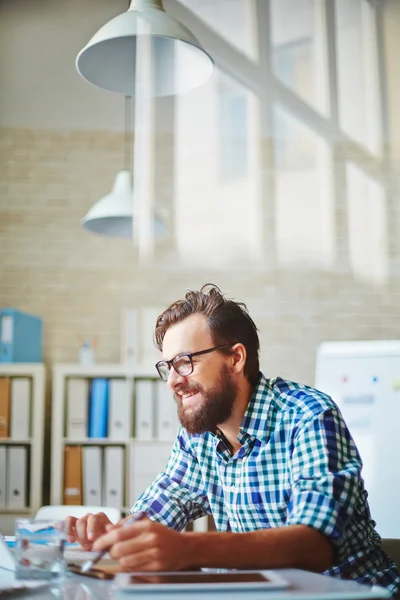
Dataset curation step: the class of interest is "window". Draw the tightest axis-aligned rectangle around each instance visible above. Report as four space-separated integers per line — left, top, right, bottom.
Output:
218 72 249 182
273 105 334 269
335 0 382 154
173 68 261 268
271 0 328 114
178 0 258 60
347 163 388 283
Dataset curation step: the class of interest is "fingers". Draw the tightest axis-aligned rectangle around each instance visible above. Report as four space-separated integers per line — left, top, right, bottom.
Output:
93 523 135 552
65 516 77 543
92 520 187 572
65 512 112 550
87 512 112 542
75 513 93 550
119 547 165 572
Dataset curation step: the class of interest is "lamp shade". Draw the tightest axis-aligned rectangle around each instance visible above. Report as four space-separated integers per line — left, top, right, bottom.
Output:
76 0 214 96
81 170 165 238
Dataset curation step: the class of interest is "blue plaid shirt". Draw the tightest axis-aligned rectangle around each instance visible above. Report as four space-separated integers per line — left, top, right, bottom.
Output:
133 374 399 595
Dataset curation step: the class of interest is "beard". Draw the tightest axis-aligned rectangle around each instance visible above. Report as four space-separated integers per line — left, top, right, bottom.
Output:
174 363 238 434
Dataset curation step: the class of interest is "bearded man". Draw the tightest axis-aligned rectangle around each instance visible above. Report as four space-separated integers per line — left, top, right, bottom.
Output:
66 284 399 595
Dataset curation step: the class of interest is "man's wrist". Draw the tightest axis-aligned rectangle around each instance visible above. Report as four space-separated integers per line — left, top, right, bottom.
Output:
183 531 211 569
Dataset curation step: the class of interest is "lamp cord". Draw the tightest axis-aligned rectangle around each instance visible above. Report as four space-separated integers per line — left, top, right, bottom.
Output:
124 95 133 171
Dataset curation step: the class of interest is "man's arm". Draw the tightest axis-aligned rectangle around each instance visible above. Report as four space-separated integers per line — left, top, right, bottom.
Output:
93 519 333 573
66 432 209 547
185 524 333 572
132 433 210 530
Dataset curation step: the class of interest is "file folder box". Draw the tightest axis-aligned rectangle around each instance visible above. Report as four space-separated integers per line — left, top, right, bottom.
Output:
7 446 28 509
10 378 31 440
82 446 102 505
104 446 124 509
88 379 109 438
0 309 43 363
0 446 6 509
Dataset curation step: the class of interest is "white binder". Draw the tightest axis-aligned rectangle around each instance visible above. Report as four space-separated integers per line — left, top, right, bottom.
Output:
104 446 124 509
82 446 102 505
120 309 137 365
10 378 31 440
66 378 89 439
193 516 209 532
0 446 6 509
129 442 171 506
135 380 155 440
7 446 27 509
140 307 163 366
108 379 132 440
155 381 179 441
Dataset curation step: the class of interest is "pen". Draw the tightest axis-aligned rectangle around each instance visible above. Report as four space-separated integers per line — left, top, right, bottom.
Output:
80 511 145 573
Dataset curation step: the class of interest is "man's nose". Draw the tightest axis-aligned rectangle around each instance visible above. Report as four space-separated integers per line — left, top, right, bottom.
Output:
167 367 186 389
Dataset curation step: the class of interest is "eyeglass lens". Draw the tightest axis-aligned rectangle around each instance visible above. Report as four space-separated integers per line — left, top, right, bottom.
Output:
158 355 193 381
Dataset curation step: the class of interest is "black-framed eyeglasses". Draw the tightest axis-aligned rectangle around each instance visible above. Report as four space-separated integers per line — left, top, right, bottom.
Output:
155 343 235 382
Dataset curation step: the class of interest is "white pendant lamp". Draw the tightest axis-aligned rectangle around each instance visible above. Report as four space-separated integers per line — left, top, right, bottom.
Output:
76 0 214 96
81 96 165 239
78 0 212 248
81 170 133 237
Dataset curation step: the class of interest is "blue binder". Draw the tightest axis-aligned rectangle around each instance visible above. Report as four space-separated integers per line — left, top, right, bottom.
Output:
0 308 43 363
88 378 109 438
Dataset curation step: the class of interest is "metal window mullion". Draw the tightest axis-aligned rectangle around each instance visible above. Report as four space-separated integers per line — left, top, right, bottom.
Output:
322 0 339 128
255 0 277 270
374 0 397 277
332 146 350 274
165 0 264 95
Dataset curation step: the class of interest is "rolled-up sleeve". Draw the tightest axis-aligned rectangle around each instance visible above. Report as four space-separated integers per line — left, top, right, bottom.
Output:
132 431 211 531
287 408 363 551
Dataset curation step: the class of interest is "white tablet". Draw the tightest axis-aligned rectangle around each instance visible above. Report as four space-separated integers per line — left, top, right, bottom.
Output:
114 569 289 592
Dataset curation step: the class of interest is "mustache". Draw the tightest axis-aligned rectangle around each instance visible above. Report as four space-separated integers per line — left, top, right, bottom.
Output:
174 383 203 398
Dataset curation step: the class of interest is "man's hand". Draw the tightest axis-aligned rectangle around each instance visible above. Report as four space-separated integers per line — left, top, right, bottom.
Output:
65 512 113 550
92 518 189 572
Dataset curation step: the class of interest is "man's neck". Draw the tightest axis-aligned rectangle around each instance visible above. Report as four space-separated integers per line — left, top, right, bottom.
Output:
217 377 254 455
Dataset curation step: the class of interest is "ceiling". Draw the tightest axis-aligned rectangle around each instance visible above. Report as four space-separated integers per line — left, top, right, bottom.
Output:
0 0 314 132
0 0 176 131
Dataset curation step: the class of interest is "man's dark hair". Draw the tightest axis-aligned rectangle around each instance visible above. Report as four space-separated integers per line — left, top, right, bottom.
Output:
155 284 260 385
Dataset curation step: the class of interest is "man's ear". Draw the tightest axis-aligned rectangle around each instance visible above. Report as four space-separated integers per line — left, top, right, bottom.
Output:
230 343 247 374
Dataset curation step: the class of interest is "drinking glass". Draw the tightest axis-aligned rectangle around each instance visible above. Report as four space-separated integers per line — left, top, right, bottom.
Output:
15 518 66 580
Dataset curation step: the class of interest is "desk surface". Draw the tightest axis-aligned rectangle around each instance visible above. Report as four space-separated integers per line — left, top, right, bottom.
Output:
0 568 392 600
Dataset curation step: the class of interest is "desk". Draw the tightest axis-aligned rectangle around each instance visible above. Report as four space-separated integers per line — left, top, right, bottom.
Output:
0 568 392 600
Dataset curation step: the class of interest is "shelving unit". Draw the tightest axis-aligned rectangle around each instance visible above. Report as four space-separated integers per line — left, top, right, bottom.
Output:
0 363 45 533
50 364 179 514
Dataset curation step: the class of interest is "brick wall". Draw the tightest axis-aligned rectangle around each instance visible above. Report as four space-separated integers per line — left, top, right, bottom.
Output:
0 125 398 388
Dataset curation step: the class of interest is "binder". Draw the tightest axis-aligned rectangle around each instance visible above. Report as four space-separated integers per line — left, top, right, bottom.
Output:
10 378 31 440
88 379 109 438
135 380 155 440
66 378 89 439
120 309 137 365
104 446 124 509
82 446 102 505
7 446 27 509
155 380 179 441
0 308 42 363
193 516 209 532
140 307 162 365
108 378 132 440
63 445 83 505
0 446 6 509
0 378 10 438
130 442 171 505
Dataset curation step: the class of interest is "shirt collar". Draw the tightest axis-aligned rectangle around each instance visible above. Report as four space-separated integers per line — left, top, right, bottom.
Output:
239 372 276 443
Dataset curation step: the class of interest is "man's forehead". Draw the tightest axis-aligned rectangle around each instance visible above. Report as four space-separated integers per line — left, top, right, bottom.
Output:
162 314 211 357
